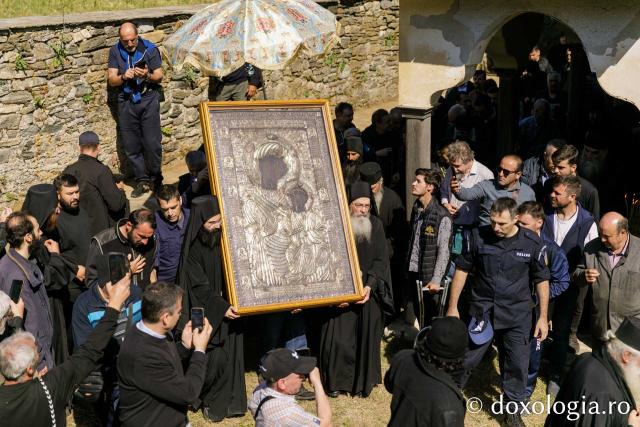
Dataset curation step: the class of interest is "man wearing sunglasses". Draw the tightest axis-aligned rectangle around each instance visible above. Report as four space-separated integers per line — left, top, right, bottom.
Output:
452 154 536 226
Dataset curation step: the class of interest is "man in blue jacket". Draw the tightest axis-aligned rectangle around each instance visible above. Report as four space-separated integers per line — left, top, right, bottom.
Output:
517 201 570 397
72 272 142 426
541 175 598 395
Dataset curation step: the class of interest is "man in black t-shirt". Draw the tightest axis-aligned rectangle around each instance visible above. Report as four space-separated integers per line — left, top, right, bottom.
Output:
107 22 164 198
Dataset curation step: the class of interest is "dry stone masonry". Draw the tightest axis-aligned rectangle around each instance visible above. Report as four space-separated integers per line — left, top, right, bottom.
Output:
0 0 398 207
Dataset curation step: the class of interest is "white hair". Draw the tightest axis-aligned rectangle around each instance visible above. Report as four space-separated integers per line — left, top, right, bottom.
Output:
0 291 11 335
0 331 37 380
605 330 640 404
605 330 640 359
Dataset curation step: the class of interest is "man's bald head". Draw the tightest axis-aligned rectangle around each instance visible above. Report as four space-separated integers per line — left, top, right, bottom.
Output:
501 154 523 172
600 212 628 234
119 22 138 37
599 212 629 252
119 22 139 52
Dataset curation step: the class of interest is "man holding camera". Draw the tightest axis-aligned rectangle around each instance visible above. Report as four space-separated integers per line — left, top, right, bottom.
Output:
117 281 213 427
107 22 164 198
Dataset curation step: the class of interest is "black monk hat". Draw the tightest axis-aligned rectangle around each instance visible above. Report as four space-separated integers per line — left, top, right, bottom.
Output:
79 131 100 146
615 317 640 351
359 162 383 185
345 136 363 156
349 180 371 203
259 348 316 382
416 316 468 361
21 183 57 227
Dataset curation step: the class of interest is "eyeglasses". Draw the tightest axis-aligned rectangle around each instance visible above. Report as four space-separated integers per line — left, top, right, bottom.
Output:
353 203 371 210
497 167 518 177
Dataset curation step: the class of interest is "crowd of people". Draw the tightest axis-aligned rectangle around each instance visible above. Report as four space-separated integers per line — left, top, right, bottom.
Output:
1 21 640 427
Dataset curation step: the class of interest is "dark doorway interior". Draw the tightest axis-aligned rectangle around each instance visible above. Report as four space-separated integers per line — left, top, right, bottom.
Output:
431 12 640 219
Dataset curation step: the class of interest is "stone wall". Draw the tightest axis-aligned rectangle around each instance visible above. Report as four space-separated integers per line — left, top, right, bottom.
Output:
0 0 398 206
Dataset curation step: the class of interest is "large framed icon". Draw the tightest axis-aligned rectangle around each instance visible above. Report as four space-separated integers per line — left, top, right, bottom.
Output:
198 100 364 315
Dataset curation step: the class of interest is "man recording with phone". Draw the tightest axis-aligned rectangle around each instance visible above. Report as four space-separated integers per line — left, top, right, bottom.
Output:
0 212 56 370
177 195 245 421
117 281 213 427
72 253 142 425
0 273 132 426
107 22 164 198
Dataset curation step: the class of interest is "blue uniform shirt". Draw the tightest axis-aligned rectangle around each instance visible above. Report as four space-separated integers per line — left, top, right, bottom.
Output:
541 234 570 299
456 225 550 329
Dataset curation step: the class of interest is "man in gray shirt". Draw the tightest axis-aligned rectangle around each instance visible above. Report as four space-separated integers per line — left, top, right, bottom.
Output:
406 168 452 328
452 154 535 225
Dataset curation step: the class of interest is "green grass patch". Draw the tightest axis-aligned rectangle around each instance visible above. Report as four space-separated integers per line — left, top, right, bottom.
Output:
0 0 207 19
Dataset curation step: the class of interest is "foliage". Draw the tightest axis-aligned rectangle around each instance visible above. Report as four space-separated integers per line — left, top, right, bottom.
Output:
182 66 198 89
82 93 93 104
338 59 347 73
160 126 173 136
15 53 28 72
51 43 67 69
33 94 45 109
384 32 397 47
324 50 337 67
4 0 209 18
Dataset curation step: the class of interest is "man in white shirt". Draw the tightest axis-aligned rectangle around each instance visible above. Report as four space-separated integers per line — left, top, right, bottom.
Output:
540 175 597 395
439 141 493 261
440 141 494 219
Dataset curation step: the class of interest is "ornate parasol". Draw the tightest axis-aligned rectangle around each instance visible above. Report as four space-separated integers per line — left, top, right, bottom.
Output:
162 0 340 77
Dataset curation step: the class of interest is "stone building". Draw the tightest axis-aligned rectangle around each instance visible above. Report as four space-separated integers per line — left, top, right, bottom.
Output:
399 0 640 206
0 0 399 206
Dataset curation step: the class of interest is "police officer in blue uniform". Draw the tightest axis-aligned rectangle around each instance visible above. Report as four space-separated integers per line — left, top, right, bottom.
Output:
107 22 164 198
446 197 550 427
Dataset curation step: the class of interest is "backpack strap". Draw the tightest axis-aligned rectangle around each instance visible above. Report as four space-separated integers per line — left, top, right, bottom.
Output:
253 395 276 420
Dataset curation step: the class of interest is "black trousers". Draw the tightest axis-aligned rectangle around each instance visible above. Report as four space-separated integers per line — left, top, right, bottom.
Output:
550 285 579 380
118 91 163 184
453 320 531 403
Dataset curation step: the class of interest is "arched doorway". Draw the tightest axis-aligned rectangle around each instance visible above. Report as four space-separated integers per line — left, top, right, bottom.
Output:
426 11 639 216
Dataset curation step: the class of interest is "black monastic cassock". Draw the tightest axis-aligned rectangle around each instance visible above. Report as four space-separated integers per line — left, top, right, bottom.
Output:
319 214 391 397
56 206 91 302
177 195 247 419
21 184 76 365
544 346 635 427
373 187 407 317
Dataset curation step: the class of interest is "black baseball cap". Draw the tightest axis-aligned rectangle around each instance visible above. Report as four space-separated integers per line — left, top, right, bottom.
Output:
259 348 316 382
79 131 100 145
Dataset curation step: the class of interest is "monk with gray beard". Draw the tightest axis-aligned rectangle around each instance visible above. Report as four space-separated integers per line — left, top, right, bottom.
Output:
545 317 640 427
318 181 391 398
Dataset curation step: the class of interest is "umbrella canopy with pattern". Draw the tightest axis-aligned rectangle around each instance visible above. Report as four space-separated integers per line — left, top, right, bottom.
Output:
162 0 340 77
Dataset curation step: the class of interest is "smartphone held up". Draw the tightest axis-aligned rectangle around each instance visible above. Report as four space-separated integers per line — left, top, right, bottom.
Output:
191 307 204 332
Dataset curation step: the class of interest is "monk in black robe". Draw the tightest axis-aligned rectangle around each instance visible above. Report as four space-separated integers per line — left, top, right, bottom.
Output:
545 317 640 427
318 181 391 397
177 195 246 421
21 183 77 365
360 162 407 318
53 173 92 302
